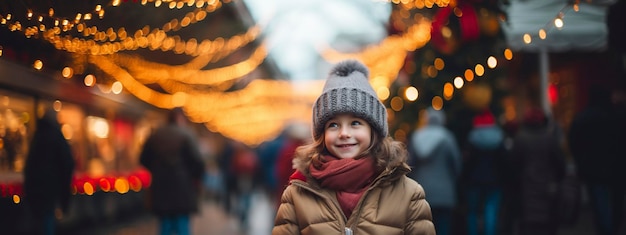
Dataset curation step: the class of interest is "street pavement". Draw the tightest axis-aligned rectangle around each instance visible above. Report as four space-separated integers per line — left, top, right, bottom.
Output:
71 190 274 235
74 189 600 235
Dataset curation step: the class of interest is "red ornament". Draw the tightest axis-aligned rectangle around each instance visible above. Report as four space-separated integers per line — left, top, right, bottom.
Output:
457 4 480 42
431 7 458 54
431 4 481 54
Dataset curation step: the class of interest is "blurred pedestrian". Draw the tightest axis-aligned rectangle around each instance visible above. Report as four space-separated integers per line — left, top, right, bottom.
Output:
274 122 310 208
568 85 624 235
140 107 205 235
272 60 435 235
408 107 462 235
23 106 75 235
228 141 259 231
256 129 287 198
509 107 566 235
462 109 510 235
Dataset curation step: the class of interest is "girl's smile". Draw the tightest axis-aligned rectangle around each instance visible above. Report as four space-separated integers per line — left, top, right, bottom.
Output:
324 113 372 159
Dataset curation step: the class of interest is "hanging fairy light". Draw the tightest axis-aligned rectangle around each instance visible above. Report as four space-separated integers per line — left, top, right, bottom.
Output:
487 56 497 69
454 76 464 89
554 17 564 29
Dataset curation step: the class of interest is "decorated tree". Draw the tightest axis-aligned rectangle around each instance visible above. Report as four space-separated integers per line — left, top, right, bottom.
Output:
387 0 511 143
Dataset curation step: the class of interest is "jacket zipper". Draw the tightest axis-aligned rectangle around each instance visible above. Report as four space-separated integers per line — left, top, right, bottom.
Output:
344 170 393 234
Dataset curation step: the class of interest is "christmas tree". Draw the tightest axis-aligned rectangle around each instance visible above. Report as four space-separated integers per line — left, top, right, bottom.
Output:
387 0 511 143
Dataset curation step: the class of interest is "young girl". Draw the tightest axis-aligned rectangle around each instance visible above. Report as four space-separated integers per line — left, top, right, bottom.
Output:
272 60 435 235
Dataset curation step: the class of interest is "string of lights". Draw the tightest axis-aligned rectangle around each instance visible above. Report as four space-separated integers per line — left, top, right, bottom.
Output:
0 0 588 146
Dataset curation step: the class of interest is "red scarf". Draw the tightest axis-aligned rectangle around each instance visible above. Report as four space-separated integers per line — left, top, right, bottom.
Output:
309 155 377 218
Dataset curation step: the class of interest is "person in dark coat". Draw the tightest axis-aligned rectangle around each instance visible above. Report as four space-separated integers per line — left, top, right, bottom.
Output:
510 107 566 235
568 85 624 235
140 107 205 235
462 109 510 235
23 107 75 235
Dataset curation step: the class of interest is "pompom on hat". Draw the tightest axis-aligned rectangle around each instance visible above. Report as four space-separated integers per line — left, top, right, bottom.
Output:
312 60 388 139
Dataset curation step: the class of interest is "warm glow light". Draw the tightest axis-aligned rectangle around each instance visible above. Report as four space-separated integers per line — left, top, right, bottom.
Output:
33 60 43 70
377 87 390 101
405 86 418 101
84 74 95 86
431 96 443 110
393 129 406 143
523 33 532 44
434 58 444 70
454 76 464 88
62 67 73 78
504 49 513 60
475 64 485 76
89 117 109 139
487 56 497 69
390 96 404 111
128 175 142 192
115 178 130 194
99 178 111 192
441 26 452 38
426 65 438 78
53 100 62 111
21 111 30 125
554 18 564 29
443 82 454 100
84 182 94 195
13 195 20 204
61 124 73 140
111 81 123 94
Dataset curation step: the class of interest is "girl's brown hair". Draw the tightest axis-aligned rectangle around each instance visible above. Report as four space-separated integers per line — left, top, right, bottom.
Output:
292 129 408 175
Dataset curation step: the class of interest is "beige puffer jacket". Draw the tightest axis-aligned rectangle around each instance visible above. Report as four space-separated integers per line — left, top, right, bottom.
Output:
272 164 435 235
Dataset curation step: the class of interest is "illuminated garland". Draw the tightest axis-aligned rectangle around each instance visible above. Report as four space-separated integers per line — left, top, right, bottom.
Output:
1 0 231 55
0 0 483 146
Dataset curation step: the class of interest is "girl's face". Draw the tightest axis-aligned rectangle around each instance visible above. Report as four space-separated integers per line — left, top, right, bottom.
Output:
324 113 372 159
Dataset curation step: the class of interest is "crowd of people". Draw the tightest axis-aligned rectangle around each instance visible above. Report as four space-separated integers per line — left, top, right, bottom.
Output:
405 85 626 235
136 61 626 235
196 60 625 235
16 60 626 235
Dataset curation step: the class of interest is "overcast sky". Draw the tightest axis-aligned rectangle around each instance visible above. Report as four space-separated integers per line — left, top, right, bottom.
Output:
242 0 392 80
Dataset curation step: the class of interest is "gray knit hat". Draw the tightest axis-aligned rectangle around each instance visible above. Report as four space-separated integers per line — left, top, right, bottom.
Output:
312 60 388 139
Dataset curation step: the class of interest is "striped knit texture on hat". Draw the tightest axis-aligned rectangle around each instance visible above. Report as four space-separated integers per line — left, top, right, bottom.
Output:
312 60 388 139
